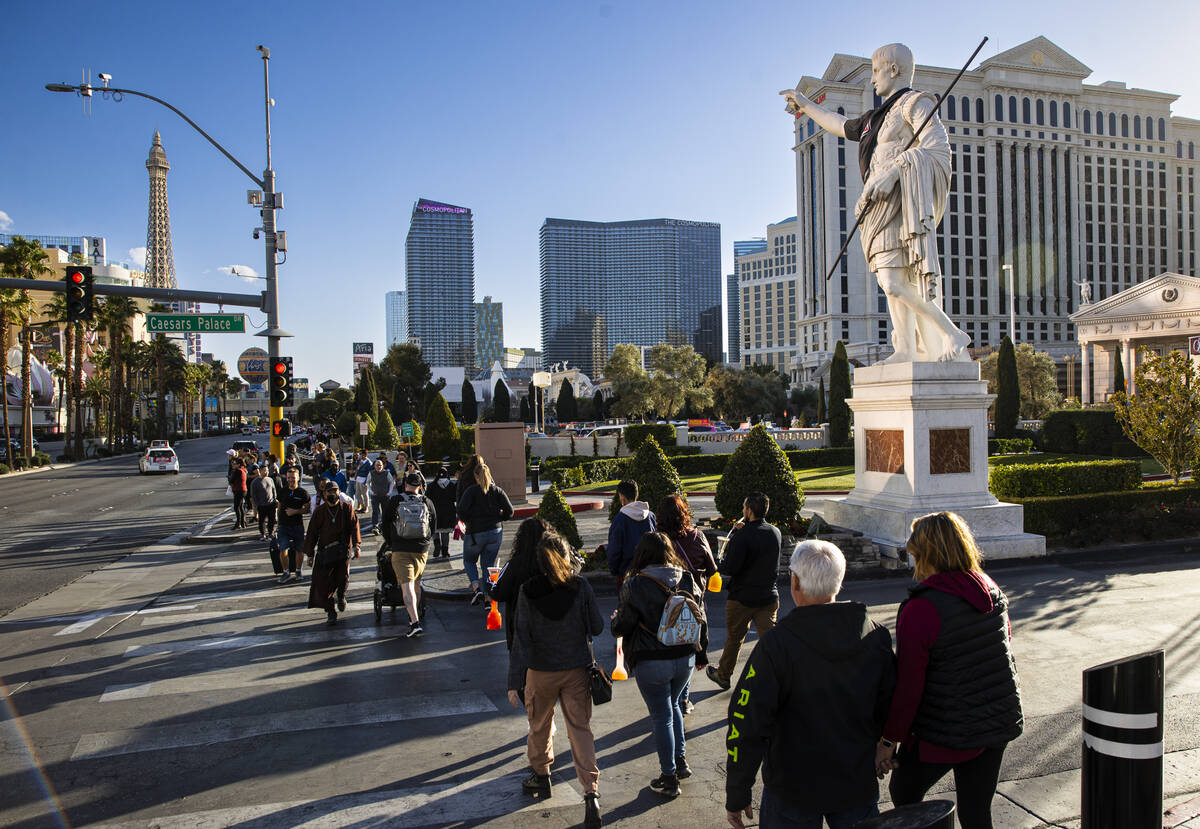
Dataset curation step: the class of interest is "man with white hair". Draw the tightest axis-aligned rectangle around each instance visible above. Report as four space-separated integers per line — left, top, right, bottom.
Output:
724 540 896 829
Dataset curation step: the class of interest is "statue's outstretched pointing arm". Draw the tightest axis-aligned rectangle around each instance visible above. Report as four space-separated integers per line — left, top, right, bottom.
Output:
780 88 848 138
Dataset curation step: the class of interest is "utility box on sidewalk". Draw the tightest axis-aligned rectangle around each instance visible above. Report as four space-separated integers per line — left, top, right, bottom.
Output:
474 422 528 505
1081 649 1164 829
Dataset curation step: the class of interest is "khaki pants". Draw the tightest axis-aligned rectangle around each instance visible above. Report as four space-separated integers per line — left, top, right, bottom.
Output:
716 598 779 683
525 667 599 794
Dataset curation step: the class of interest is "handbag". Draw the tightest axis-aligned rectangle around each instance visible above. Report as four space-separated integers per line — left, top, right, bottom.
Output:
588 639 613 706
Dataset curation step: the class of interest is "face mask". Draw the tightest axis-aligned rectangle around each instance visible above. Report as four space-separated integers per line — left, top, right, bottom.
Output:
325 494 339 504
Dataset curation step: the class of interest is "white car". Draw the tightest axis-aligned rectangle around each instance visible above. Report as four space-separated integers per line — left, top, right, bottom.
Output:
149 440 171 450
140 448 180 474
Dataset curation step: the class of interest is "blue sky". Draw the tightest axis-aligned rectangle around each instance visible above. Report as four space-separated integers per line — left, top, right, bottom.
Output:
3 0 1198 386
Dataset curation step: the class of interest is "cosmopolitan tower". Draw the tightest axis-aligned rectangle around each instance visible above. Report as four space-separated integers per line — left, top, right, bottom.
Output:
405 198 475 369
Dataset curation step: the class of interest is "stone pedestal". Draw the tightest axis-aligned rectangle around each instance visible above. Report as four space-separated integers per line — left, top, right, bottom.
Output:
821 362 1044 559
474 422 528 505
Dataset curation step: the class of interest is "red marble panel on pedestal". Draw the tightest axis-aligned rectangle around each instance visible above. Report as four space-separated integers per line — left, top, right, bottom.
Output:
929 428 971 475
865 429 904 474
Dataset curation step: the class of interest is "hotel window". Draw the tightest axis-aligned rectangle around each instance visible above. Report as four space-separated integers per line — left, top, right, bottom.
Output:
976 98 984 123
1022 98 1031 124
1050 100 1058 127
1063 102 1071 128
1096 111 1104 136
995 94 1004 122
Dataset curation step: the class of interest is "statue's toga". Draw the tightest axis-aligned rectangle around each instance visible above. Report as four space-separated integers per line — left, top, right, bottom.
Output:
783 43 970 363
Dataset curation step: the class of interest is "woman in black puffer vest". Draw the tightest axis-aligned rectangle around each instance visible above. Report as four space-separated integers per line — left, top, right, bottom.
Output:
876 511 1023 829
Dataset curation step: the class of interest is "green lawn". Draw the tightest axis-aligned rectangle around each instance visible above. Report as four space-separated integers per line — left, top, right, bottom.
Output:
565 452 1166 494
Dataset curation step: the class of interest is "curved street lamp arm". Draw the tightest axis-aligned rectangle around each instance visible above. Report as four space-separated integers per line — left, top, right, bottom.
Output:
52 83 264 188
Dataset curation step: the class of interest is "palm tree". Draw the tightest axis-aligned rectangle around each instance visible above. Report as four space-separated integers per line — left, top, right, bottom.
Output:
42 292 73 455
0 236 49 464
147 334 181 439
96 296 142 450
225 377 246 426
210 359 228 431
192 362 212 437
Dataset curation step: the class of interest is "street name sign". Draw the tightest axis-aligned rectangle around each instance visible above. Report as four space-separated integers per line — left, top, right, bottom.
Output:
147 313 246 333
401 422 414 438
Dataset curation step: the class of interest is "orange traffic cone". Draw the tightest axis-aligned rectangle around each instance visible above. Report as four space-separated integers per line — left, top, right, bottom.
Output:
611 636 628 680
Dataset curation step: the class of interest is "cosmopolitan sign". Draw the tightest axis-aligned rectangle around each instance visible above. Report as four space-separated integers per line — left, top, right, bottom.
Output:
417 201 469 214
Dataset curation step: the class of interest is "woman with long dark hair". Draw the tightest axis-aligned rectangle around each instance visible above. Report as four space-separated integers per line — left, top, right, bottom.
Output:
490 516 550 651
507 532 603 828
876 512 1023 829
611 531 708 798
456 456 514 605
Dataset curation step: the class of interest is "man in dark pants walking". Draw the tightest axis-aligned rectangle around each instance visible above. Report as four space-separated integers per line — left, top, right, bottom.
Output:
708 491 780 691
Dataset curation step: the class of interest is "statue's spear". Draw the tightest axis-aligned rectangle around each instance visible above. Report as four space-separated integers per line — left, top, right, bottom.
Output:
817 36 989 283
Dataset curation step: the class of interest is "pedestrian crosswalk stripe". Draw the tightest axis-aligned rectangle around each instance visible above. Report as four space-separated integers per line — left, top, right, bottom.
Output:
90 769 582 828
49 605 201 636
123 626 400 657
72 691 497 760
153 581 376 604
136 602 372 625
183 565 374 583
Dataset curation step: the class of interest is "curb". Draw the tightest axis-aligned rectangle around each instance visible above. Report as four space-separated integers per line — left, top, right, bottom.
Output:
513 499 605 518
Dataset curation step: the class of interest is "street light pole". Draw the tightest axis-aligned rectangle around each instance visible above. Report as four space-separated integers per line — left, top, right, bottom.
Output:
256 45 285 460
1002 264 1016 344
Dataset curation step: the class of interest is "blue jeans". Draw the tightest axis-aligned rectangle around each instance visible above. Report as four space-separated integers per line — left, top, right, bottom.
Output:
759 787 877 829
462 527 503 590
633 653 693 776
370 494 386 530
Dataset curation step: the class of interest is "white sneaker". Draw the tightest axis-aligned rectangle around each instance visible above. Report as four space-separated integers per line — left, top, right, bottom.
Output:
285 572 298 583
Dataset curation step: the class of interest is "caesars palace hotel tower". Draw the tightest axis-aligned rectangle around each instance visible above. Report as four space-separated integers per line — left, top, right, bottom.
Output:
763 36 1200 389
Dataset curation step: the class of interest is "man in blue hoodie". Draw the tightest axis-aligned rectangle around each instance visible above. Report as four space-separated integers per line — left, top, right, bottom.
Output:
606 480 656 585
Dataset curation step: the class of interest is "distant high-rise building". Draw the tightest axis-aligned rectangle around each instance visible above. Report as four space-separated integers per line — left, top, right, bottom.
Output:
728 238 767 365
406 198 475 369
0 234 106 265
475 296 503 369
385 290 407 349
144 131 200 361
540 217 721 377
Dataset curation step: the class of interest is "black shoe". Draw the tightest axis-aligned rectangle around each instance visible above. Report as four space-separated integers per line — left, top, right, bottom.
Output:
706 665 731 691
470 589 484 606
583 793 602 828
521 771 551 799
405 622 424 638
326 610 337 626
675 756 691 779
337 596 346 612
649 774 680 798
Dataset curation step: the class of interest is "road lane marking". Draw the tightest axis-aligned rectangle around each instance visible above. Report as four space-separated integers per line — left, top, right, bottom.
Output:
154 581 375 604
122 625 400 657
72 691 497 760
90 769 580 828
138 602 371 625
51 604 199 636
183 565 374 582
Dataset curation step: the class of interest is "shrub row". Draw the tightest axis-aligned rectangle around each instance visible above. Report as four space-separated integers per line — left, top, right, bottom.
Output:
623 424 677 453
988 438 1033 455
1016 484 1200 544
1041 410 1123 455
989 459 1141 500
545 445 856 487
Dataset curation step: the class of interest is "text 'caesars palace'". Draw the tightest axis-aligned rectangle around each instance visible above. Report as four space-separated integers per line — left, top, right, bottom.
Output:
733 36 1200 396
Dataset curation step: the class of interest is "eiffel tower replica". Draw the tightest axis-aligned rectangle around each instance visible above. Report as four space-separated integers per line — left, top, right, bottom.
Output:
144 131 200 361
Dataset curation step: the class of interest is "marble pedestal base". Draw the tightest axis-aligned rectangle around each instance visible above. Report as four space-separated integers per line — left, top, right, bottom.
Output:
819 362 1045 560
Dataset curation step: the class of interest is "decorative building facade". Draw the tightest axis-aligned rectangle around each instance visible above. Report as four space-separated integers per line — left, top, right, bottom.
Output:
475 295 504 369
406 198 475 369
385 290 407 349
540 217 722 377
757 36 1200 386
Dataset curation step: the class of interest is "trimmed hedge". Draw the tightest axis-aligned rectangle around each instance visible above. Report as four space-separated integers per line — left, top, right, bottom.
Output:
989 459 1141 499
1041 410 1123 455
988 438 1034 456
545 444 856 484
788 447 855 468
1016 484 1200 544
624 424 677 453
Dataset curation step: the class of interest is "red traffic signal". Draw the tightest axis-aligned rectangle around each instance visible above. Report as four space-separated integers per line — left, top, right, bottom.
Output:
269 356 293 407
272 419 292 438
64 266 95 322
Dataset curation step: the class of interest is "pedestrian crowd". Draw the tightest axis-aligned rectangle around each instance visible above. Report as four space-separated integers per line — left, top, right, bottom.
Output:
224 435 1022 829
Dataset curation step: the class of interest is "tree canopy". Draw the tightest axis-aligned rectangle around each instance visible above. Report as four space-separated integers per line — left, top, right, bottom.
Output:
1112 349 1200 484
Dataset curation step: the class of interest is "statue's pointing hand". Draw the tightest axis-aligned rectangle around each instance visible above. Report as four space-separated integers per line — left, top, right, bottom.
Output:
780 88 809 116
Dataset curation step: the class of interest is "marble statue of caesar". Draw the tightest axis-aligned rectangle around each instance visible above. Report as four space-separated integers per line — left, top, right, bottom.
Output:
782 43 971 363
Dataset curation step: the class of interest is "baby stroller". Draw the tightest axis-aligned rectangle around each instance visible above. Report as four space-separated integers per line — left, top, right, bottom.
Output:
373 540 427 624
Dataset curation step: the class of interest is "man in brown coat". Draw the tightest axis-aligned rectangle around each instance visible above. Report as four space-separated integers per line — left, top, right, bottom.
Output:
304 481 361 625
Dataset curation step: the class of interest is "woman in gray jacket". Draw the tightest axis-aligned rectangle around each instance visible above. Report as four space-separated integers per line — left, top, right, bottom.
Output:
507 532 603 829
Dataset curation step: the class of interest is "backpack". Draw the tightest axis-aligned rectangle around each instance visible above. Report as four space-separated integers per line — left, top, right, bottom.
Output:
393 494 432 542
639 573 704 647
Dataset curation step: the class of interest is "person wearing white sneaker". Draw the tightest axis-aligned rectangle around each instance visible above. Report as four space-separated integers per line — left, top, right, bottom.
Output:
381 473 436 639
276 467 310 584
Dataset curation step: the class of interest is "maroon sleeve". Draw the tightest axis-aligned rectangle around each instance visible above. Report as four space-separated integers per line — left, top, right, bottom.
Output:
842 109 875 142
882 596 941 742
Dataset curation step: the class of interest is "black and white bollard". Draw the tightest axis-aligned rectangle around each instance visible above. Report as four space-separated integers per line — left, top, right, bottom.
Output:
1081 649 1165 828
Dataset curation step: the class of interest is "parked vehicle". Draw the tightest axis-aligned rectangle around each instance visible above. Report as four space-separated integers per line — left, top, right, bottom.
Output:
140 447 180 474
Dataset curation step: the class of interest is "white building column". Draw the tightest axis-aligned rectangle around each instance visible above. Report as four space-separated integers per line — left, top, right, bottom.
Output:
1081 341 1092 405
1120 339 1133 394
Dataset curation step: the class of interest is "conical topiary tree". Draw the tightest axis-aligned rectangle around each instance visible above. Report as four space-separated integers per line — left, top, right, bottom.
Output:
715 424 805 524
816 377 827 424
994 335 1019 439
608 435 682 519
493 379 511 422
519 396 530 422
1113 349 1127 397
392 383 412 423
354 369 378 418
828 340 852 447
424 392 460 460
556 378 577 422
403 419 423 456
372 407 399 450
461 379 477 424
536 482 583 549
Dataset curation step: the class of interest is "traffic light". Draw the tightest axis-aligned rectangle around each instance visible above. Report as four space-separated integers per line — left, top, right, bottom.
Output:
272 419 292 438
64 266 95 322
269 356 293 407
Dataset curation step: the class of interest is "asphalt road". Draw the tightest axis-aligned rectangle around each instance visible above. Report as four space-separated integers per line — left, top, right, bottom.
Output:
0 435 243 616
2 532 1198 828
